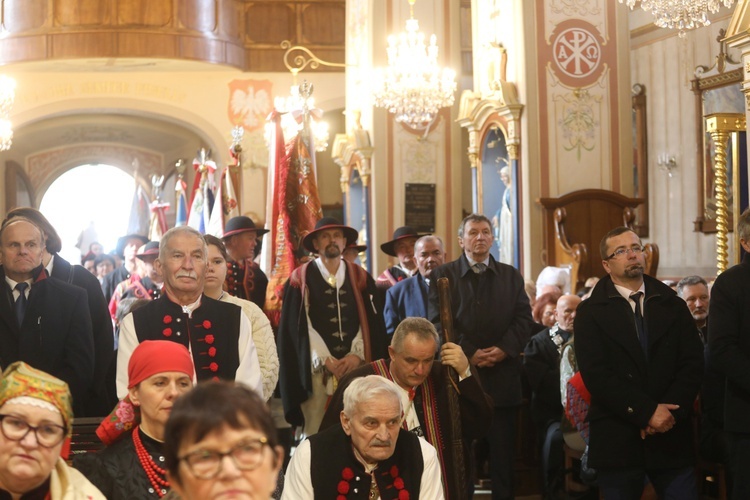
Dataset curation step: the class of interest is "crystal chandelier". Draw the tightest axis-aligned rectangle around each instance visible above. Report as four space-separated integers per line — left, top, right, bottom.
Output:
618 0 736 37
372 0 456 131
0 75 16 151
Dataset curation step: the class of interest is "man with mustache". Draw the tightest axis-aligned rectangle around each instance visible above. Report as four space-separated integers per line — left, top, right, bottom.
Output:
677 275 710 342
283 375 445 499
277 218 387 438
427 213 534 500
116 226 262 399
376 226 426 291
575 226 704 499
384 235 446 335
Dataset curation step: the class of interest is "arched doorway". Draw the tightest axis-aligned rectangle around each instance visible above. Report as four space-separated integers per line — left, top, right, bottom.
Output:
39 164 136 263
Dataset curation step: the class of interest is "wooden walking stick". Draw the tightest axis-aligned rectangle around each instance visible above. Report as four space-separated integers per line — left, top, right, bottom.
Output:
437 276 468 500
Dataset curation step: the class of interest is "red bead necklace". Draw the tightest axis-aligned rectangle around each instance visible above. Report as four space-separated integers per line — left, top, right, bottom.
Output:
132 425 169 498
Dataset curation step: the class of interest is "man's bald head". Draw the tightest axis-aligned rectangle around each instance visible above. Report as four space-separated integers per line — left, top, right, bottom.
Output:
555 294 581 332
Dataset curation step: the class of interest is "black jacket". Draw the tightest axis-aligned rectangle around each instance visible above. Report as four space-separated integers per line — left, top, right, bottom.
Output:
0 266 95 415
428 253 534 407
51 254 115 416
575 274 704 469
709 254 750 434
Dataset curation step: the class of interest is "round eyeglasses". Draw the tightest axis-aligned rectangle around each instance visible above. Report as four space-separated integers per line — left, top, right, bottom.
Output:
179 437 269 479
0 414 66 448
606 246 644 260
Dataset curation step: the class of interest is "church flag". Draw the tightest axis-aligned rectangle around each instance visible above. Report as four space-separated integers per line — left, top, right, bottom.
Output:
207 155 240 237
187 151 217 234
263 109 323 328
175 178 188 227
127 184 151 236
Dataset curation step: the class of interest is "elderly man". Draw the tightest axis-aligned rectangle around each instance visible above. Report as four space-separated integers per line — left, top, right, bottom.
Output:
3 207 115 417
575 226 703 499
320 317 493 499
710 207 750 499
384 235 446 335
277 217 387 437
0 217 95 416
523 294 581 497
677 275 710 342
116 226 262 398
283 375 444 499
222 215 269 309
376 226 425 290
428 213 534 500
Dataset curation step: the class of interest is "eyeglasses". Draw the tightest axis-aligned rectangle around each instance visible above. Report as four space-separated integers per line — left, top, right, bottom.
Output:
0 414 66 448
180 437 269 479
606 246 644 260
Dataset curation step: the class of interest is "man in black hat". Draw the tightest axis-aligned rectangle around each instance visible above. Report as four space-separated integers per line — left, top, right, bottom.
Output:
222 215 269 309
108 241 163 319
277 217 387 437
101 233 149 304
376 226 425 291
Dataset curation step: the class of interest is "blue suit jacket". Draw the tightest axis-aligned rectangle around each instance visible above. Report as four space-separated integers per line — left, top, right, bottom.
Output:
384 273 428 335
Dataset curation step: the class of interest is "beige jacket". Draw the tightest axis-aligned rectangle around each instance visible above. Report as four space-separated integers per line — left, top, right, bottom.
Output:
52 458 106 499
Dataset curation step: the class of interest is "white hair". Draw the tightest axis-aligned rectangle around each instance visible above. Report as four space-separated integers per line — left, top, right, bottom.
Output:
158 226 208 262
342 375 403 418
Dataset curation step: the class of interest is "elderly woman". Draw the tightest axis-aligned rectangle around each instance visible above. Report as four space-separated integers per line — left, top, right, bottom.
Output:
532 291 562 329
77 340 195 499
163 381 283 500
0 362 104 499
203 234 279 401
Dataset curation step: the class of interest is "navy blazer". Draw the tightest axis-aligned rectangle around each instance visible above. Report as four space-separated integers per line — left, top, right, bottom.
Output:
384 274 429 335
428 253 534 407
575 275 704 470
0 266 95 416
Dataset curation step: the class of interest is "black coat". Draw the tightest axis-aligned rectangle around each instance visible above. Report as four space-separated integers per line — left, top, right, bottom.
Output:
523 326 571 427
51 254 115 416
575 275 704 470
428 253 534 407
0 266 95 415
709 254 750 434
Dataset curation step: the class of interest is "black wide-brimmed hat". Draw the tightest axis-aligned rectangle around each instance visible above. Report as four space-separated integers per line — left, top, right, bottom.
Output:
301 217 358 254
135 241 159 259
223 216 269 239
115 234 149 257
380 226 429 257
344 242 367 253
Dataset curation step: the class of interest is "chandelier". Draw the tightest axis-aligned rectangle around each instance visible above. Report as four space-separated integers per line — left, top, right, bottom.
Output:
0 75 16 151
372 0 456 131
618 0 736 37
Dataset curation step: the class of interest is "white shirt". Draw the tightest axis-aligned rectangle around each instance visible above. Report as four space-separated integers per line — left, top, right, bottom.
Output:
5 277 31 301
282 435 445 499
614 283 646 315
116 297 263 399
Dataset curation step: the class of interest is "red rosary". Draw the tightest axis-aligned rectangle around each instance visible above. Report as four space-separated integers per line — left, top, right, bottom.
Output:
132 425 169 498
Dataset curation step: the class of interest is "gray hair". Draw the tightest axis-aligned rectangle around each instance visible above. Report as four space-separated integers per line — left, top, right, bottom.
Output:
676 275 708 298
391 317 439 353
159 226 208 262
342 375 403 418
458 213 492 237
414 235 444 256
738 207 750 244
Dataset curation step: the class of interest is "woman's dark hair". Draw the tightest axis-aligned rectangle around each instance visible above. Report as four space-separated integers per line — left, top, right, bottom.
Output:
163 381 278 481
3 207 62 254
532 291 561 323
203 234 229 262
94 254 115 267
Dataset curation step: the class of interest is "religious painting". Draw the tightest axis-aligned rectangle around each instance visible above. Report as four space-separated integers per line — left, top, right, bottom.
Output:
479 125 517 267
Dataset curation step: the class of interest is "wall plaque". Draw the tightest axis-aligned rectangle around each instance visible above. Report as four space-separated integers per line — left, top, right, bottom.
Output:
404 183 436 232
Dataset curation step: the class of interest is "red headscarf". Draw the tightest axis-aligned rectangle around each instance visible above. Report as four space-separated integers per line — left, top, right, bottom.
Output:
128 340 194 388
